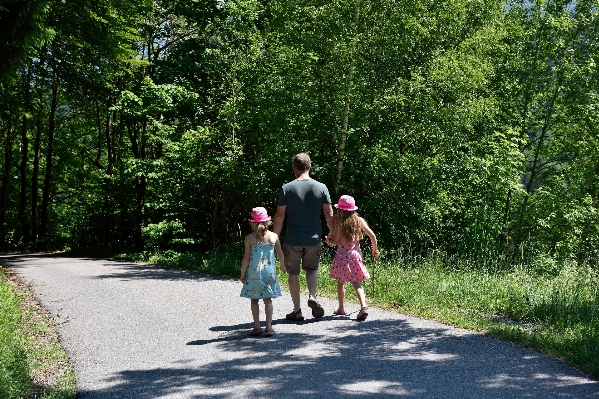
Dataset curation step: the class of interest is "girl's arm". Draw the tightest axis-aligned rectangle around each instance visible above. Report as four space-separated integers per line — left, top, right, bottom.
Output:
360 217 380 258
239 235 251 282
272 232 287 273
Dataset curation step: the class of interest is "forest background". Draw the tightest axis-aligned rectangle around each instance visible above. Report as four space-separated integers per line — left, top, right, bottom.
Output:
1 0 599 267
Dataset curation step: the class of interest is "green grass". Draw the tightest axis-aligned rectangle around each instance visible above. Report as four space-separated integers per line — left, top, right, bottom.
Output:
115 248 599 379
0 271 29 399
317 252 599 378
0 268 76 399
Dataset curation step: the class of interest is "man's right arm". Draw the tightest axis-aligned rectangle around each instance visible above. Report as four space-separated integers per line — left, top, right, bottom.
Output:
273 205 286 236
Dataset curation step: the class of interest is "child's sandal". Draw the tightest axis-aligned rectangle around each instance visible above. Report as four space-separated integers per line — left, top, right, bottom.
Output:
249 327 264 336
264 327 275 337
356 307 369 320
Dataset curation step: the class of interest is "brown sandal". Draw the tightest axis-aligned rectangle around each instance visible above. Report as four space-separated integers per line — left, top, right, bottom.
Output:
264 328 275 337
285 309 304 321
308 297 325 318
249 327 264 336
357 307 369 320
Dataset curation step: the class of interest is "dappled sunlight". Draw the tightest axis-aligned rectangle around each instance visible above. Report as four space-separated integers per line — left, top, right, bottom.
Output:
282 340 340 358
337 380 412 395
479 374 531 389
163 319 599 398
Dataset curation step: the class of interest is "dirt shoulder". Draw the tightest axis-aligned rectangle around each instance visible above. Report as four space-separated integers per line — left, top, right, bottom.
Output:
3 267 75 398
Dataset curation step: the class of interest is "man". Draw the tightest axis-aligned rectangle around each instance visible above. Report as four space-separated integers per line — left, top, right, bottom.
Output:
274 153 335 321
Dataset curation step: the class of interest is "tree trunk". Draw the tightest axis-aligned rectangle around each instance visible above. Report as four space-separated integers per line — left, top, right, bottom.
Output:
40 81 58 241
106 103 115 175
511 82 562 263
18 112 29 242
95 99 103 162
499 188 512 251
134 174 147 247
211 182 220 247
334 0 361 192
101 103 114 246
132 119 147 248
18 69 31 243
31 100 42 243
0 133 13 248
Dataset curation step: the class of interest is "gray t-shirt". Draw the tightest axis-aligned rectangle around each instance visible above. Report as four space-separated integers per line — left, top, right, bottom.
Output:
277 178 332 246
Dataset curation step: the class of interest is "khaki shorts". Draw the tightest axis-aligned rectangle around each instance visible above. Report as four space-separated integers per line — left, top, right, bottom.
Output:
283 243 321 275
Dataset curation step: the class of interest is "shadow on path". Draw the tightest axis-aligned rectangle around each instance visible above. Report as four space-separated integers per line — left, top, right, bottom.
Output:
1 253 215 283
80 319 598 399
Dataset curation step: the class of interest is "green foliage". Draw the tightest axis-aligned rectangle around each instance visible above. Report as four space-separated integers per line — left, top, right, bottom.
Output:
0 0 53 82
143 220 186 249
1 0 599 267
503 0 599 262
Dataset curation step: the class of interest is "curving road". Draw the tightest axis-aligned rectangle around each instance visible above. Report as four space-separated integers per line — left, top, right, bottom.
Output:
2 253 597 398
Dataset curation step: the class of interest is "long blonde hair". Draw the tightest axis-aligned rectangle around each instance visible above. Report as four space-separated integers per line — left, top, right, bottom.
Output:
251 221 272 239
336 209 362 243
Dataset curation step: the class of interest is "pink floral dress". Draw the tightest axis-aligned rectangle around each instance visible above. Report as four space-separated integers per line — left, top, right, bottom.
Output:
329 237 370 282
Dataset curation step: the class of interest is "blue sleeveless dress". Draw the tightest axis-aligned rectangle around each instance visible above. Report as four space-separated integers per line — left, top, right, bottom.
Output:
240 234 282 299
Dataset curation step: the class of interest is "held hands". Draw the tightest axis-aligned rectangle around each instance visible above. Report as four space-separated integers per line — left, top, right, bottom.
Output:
325 234 335 246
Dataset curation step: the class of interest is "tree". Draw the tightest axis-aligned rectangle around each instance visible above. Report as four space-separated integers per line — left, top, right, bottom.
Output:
0 0 52 82
504 0 599 263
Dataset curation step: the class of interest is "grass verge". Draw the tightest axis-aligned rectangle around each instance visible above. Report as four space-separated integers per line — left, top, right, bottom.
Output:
114 248 599 380
0 267 76 399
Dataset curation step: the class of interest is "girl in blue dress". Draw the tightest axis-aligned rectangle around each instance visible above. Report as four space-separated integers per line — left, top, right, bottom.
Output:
240 207 286 336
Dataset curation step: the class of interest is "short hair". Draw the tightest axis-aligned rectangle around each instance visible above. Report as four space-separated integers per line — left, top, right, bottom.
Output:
292 153 311 172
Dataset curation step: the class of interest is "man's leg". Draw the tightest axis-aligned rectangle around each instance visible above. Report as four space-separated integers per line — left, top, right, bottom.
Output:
306 269 324 317
305 269 318 299
283 243 304 321
303 245 325 318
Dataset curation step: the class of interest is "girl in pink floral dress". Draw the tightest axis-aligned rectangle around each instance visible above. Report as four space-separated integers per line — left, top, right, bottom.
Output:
326 195 379 320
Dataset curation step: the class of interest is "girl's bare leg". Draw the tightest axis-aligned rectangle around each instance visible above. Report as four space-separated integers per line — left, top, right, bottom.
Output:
351 281 367 308
251 299 261 329
264 298 273 329
337 280 346 310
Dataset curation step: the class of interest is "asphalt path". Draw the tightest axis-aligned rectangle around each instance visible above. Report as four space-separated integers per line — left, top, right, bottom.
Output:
2 253 598 398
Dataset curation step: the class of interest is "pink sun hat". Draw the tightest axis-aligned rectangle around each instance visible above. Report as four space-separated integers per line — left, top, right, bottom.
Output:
335 195 358 211
249 207 271 223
